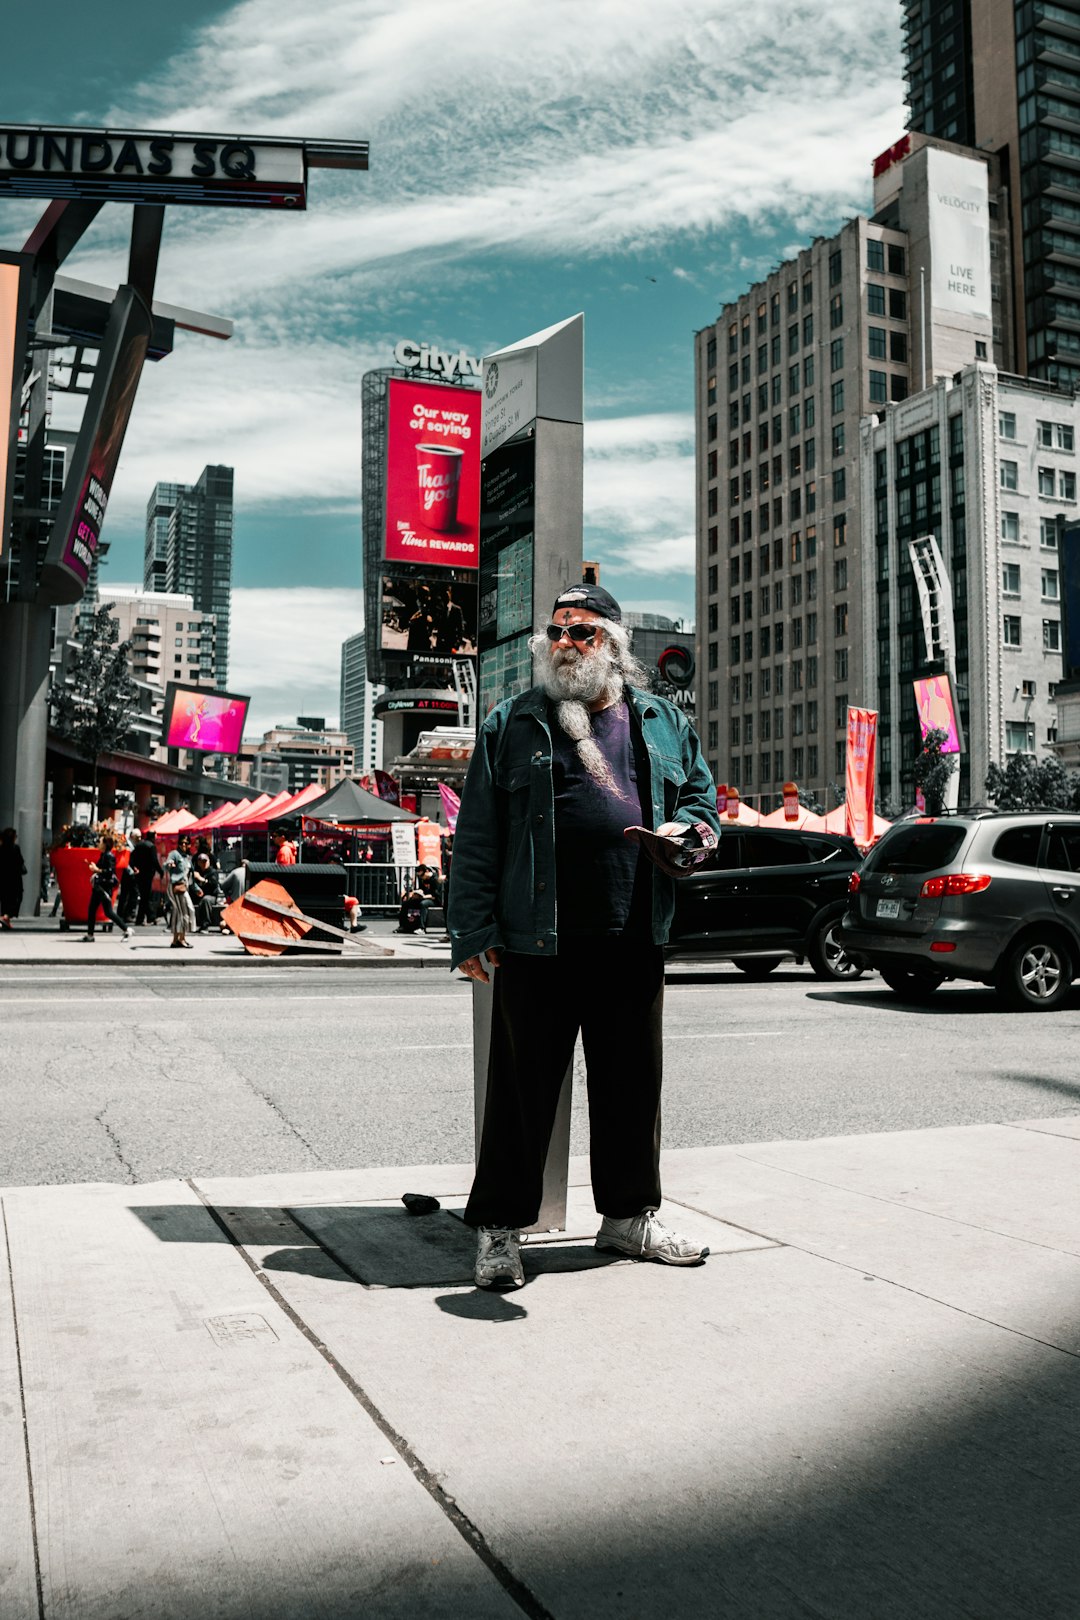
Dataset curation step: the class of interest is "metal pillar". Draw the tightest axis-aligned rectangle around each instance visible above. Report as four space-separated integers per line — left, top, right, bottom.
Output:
473 315 584 1232
0 602 52 913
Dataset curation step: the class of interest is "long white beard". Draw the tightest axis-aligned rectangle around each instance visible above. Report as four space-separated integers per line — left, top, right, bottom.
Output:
535 640 627 798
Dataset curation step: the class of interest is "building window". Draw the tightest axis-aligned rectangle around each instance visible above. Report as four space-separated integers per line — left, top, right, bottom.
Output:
975 341 987 360
803 314 814 346
1002 562 1021 596
808 745 819 776
868 327 886 360
1044 619 1062 651
835 648 848 680
831 380 845 414
807 612 818 644
867 239 885 272
832 423 845 458
890 331 907 363
805 395 815 428
828 249 842 286
867 283 885 316
869 370 887 404
1001 461 1018 491
1004 615 1022 647
833 468 846 502
1039 466 1055 497
887 243 905 275
834 558 848 591
833 512 847 548
1000 412 1017 440
830 293 843 329
889 287 907 319
834 602 848 636
1043 569 1060 600
1062 471 1077 501
807 700 819 732
1041 517 1058 548
830 337 844 371
1006 721 1034 753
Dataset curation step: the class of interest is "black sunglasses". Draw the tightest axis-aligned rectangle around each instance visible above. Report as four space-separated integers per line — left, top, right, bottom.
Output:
545 622 600 644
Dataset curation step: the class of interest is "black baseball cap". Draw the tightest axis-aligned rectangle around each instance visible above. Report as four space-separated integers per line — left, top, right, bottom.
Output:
551 584 622 623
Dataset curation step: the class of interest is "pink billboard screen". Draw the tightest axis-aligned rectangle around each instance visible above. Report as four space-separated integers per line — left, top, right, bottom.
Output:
384 376 479 569
163 684 249 755
913 675 961 753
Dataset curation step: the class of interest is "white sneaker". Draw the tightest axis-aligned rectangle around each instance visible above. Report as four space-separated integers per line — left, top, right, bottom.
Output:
474 1227 525 1289
596 1211 709 1266
122 929 133 941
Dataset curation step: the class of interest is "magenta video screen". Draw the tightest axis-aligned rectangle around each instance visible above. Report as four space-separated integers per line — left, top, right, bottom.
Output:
162 683 249 755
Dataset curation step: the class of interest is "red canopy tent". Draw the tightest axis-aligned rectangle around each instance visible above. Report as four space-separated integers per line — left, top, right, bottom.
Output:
820 805 892 849
186 799 251 833
758 805 826 830
148 808 199 834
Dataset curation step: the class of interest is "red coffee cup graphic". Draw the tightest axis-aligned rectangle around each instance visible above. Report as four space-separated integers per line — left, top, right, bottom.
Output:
416 443 464 532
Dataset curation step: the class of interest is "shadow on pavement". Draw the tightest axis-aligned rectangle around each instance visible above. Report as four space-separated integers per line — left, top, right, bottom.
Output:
130 1201 624 1292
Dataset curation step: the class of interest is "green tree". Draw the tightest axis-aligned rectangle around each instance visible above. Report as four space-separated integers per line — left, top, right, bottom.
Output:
798 786 825 814
51 604 140 821
984 752 1080 810
913 726 956 816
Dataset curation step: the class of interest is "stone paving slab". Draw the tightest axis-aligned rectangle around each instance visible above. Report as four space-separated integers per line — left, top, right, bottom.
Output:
4 1126 1080 1618
0 1179 522 1620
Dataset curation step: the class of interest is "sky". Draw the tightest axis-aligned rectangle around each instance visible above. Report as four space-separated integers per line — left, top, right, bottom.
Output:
1 0 906 733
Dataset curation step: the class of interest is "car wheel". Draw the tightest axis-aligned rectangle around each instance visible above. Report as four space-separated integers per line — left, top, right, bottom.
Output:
808 916 865 982
879 967 943 1003
995 934 1073 1012
731 956 784 978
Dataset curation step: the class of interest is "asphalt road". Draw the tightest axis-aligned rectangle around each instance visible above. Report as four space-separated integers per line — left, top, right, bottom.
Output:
2 962 1079 1188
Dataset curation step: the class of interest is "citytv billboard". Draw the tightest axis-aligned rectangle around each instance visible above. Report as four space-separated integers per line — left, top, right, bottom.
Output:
384 377 479 569
162 683 250 755
380 574 477 658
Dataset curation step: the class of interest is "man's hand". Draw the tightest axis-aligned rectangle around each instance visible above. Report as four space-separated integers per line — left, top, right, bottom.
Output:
458 949 502 984
655 821 684 838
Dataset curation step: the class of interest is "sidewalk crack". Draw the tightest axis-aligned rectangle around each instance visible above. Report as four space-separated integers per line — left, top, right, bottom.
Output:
239 1078 325 1165
2 1199 46 1620
93 1102 138 1184
187 1179 555 1620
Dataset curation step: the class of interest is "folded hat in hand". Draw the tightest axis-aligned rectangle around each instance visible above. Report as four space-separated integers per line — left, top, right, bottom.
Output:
624 821 718 877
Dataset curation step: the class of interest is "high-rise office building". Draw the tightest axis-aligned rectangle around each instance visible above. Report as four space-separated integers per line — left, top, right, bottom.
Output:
860 362 1072 807
695 136 1009 806
339 631 384 775
143 465 234 682
903 0 1080 389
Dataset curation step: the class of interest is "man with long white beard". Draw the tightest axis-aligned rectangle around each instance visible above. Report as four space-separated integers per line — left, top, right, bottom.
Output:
448 585 720 1289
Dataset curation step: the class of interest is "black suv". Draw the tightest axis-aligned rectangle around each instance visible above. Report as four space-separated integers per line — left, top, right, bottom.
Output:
839 811 1080 1010
666 826 864 980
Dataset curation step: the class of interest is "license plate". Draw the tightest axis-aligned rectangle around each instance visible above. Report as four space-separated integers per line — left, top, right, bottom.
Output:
876 898 901 919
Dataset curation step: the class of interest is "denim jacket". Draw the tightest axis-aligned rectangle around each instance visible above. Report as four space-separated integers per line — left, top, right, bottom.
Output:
447 685 720 970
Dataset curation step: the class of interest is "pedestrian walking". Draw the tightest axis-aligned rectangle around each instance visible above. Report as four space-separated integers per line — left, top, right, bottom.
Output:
163 834 196 949
448 585 721 1289
0 827 27 929
129 830 162 925
82 835 132 943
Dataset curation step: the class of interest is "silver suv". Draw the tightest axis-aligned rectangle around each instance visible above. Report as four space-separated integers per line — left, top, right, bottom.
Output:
838 812 1080 1010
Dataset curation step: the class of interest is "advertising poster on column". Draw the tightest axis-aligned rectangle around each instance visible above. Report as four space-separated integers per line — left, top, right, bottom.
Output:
384 377 480 569
39 285 152 603
927 147 992 322
844 707 878 848
0 250 31 559
913 675 961 752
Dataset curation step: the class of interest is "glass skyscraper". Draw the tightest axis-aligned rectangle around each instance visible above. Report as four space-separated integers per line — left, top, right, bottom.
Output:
143 465 234 683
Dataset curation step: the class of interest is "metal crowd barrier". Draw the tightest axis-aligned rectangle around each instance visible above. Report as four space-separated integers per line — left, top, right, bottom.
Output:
344 862 416 914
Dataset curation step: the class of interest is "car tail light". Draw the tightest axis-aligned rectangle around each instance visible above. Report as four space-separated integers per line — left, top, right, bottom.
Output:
848 871 861 894
919 873 992 898
930 941 957 952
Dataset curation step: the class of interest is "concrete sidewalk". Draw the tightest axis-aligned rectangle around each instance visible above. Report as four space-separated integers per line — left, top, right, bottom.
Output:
0 913 452 968
3 1116 1079 1618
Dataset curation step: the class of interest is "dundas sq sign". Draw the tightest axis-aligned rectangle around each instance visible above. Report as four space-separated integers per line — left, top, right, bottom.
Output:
0 125 368 208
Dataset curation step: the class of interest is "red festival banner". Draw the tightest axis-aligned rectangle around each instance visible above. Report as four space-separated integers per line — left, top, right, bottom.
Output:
384 377 480 569
844 708 878 848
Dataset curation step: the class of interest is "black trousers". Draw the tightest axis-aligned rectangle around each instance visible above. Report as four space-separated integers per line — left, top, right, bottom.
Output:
135 875 156 925
464 936 665 1230
87 884 122 934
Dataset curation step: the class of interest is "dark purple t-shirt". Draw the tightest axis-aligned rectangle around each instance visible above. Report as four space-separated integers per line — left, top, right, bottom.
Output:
550 699 651 937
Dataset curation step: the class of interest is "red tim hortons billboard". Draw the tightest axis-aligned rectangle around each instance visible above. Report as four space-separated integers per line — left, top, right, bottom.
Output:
384 376 479 569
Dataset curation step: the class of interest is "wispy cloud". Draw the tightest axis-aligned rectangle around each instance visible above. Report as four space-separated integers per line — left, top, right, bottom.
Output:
230 586 365 733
